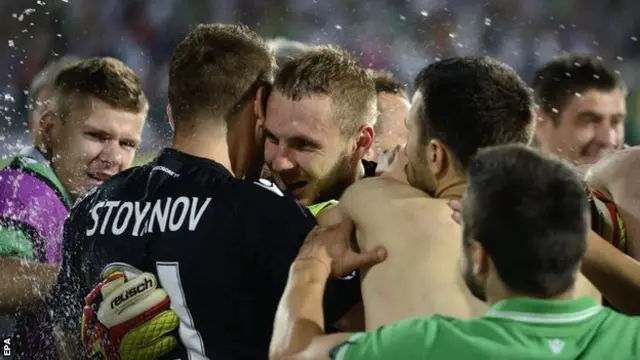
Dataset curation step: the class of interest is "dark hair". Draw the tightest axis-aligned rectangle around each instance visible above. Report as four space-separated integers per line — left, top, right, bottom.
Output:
533 54 626 123
274 45 377 135
51 57 148 120
168 24 275 132
463 144 589 297
413 56 535 171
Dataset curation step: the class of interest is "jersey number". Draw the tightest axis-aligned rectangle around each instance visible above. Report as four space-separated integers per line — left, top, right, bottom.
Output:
156 262 208 360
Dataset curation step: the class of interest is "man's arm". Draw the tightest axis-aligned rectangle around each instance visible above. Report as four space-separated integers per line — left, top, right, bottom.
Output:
270 239 412 360
0 257 58 313
585 148 640 260
582 229 640 315
270 259 353 360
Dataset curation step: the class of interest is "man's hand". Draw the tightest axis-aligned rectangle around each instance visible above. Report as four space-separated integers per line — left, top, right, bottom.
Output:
296 219 387 278
448 199 462 224
81 264 179 360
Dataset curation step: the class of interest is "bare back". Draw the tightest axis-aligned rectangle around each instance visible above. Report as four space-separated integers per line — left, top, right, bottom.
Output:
336 177 601 331
338 178 484 330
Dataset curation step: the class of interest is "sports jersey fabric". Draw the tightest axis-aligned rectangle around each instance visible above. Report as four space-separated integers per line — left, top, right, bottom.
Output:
53 148 363 359
589 188 626 252
331 296 640 359
0 146 71 360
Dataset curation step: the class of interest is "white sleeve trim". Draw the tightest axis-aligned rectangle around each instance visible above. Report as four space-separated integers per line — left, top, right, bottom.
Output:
253 178 284 197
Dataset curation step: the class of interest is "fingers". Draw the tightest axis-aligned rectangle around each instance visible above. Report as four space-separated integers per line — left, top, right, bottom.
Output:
336 246 387 277
122 310 179 349
447 199 462 225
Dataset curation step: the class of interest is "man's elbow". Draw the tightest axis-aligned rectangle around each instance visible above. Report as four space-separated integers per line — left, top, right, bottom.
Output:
269 347 302 360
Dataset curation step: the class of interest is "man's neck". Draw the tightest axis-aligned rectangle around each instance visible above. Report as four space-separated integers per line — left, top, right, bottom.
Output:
435 178 466 199
485 276 577 306
172 134 234 177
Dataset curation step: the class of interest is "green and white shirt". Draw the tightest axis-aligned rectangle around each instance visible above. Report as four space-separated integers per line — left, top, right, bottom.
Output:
331 296 640 359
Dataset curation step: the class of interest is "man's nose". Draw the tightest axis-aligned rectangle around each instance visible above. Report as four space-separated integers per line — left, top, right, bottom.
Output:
270 145 296 172
594 120 619 148
98 140 123 167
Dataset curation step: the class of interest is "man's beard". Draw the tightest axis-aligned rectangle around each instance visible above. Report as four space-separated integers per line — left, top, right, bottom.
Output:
308 150 355 204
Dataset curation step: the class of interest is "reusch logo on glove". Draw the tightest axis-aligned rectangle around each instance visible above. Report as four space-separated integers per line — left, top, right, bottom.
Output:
110 277 154 310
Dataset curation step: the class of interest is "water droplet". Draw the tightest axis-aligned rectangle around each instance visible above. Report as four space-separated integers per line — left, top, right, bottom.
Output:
420 11 428 17
399 15 407 21
574 92 582 97
7 40 14 48
448 33 457 39
593 74 600 80
56 33 62 37
484 17 492 26
335 25 342 30
551 108 559 114
631 36 638 42
616 56 623 61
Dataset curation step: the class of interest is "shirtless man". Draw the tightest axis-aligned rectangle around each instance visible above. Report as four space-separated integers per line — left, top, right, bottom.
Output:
581 147 640 311
318 56 600 330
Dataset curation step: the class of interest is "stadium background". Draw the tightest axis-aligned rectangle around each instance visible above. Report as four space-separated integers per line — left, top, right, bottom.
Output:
1 0 639 166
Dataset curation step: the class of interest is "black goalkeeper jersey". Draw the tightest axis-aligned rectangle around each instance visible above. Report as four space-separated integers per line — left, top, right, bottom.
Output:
53 148 363 360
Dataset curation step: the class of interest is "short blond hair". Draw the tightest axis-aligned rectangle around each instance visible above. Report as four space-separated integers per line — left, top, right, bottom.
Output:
274 45 377 135
168 24 275 131
51 57 148 120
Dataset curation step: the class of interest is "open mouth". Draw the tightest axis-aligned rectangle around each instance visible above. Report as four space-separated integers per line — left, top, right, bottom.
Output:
86 172 112 183
282 180 308 195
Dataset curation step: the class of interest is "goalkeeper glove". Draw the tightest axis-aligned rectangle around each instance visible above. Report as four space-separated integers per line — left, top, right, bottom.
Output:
81 263 180 360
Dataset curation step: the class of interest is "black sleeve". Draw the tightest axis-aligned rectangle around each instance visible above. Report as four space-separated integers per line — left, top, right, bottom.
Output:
49 200 90 341
247 182 362 327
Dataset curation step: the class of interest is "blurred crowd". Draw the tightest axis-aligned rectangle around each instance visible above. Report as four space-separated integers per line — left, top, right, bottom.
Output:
1 0 640 152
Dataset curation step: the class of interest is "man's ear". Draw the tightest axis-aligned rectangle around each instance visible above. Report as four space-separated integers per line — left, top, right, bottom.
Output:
426 138 449 178
166 104 175 130
39 110 57 155
254 85 269 127
535 108 554 144
470 240 489 278
353 124 374 160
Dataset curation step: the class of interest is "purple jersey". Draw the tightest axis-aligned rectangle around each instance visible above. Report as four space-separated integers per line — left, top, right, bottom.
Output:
0 147 71 360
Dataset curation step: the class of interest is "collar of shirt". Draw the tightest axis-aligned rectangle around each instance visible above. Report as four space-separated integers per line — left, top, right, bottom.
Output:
483 296 602 324
19 146 48 165
156 147 233 177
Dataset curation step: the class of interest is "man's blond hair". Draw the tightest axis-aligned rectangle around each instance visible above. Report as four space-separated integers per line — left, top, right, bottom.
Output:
168 24 276 132
274 45 377 136
50 57 148 121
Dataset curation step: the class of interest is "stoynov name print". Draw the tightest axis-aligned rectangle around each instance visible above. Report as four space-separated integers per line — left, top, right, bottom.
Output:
86 197 212 236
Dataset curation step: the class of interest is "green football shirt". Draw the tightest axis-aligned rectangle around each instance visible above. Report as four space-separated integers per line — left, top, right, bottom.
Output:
331 296 640 359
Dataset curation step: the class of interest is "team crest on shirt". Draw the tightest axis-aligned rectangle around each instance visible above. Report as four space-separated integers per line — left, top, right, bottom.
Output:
547 338 565 354
253 178 284 197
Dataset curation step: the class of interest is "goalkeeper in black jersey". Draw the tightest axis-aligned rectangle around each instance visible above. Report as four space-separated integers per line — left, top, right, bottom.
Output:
51 24 384 360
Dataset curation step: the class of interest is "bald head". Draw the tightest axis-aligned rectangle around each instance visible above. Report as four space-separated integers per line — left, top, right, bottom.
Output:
364 68 410 161
27 55 82 145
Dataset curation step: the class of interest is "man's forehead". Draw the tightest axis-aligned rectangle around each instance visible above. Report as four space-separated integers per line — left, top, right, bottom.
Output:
265 91 336 138
76 97 145 139
563 88 626 116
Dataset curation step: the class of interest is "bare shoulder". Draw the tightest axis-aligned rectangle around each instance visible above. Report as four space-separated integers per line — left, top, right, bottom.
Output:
342 177 424 203
586 147 640 194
